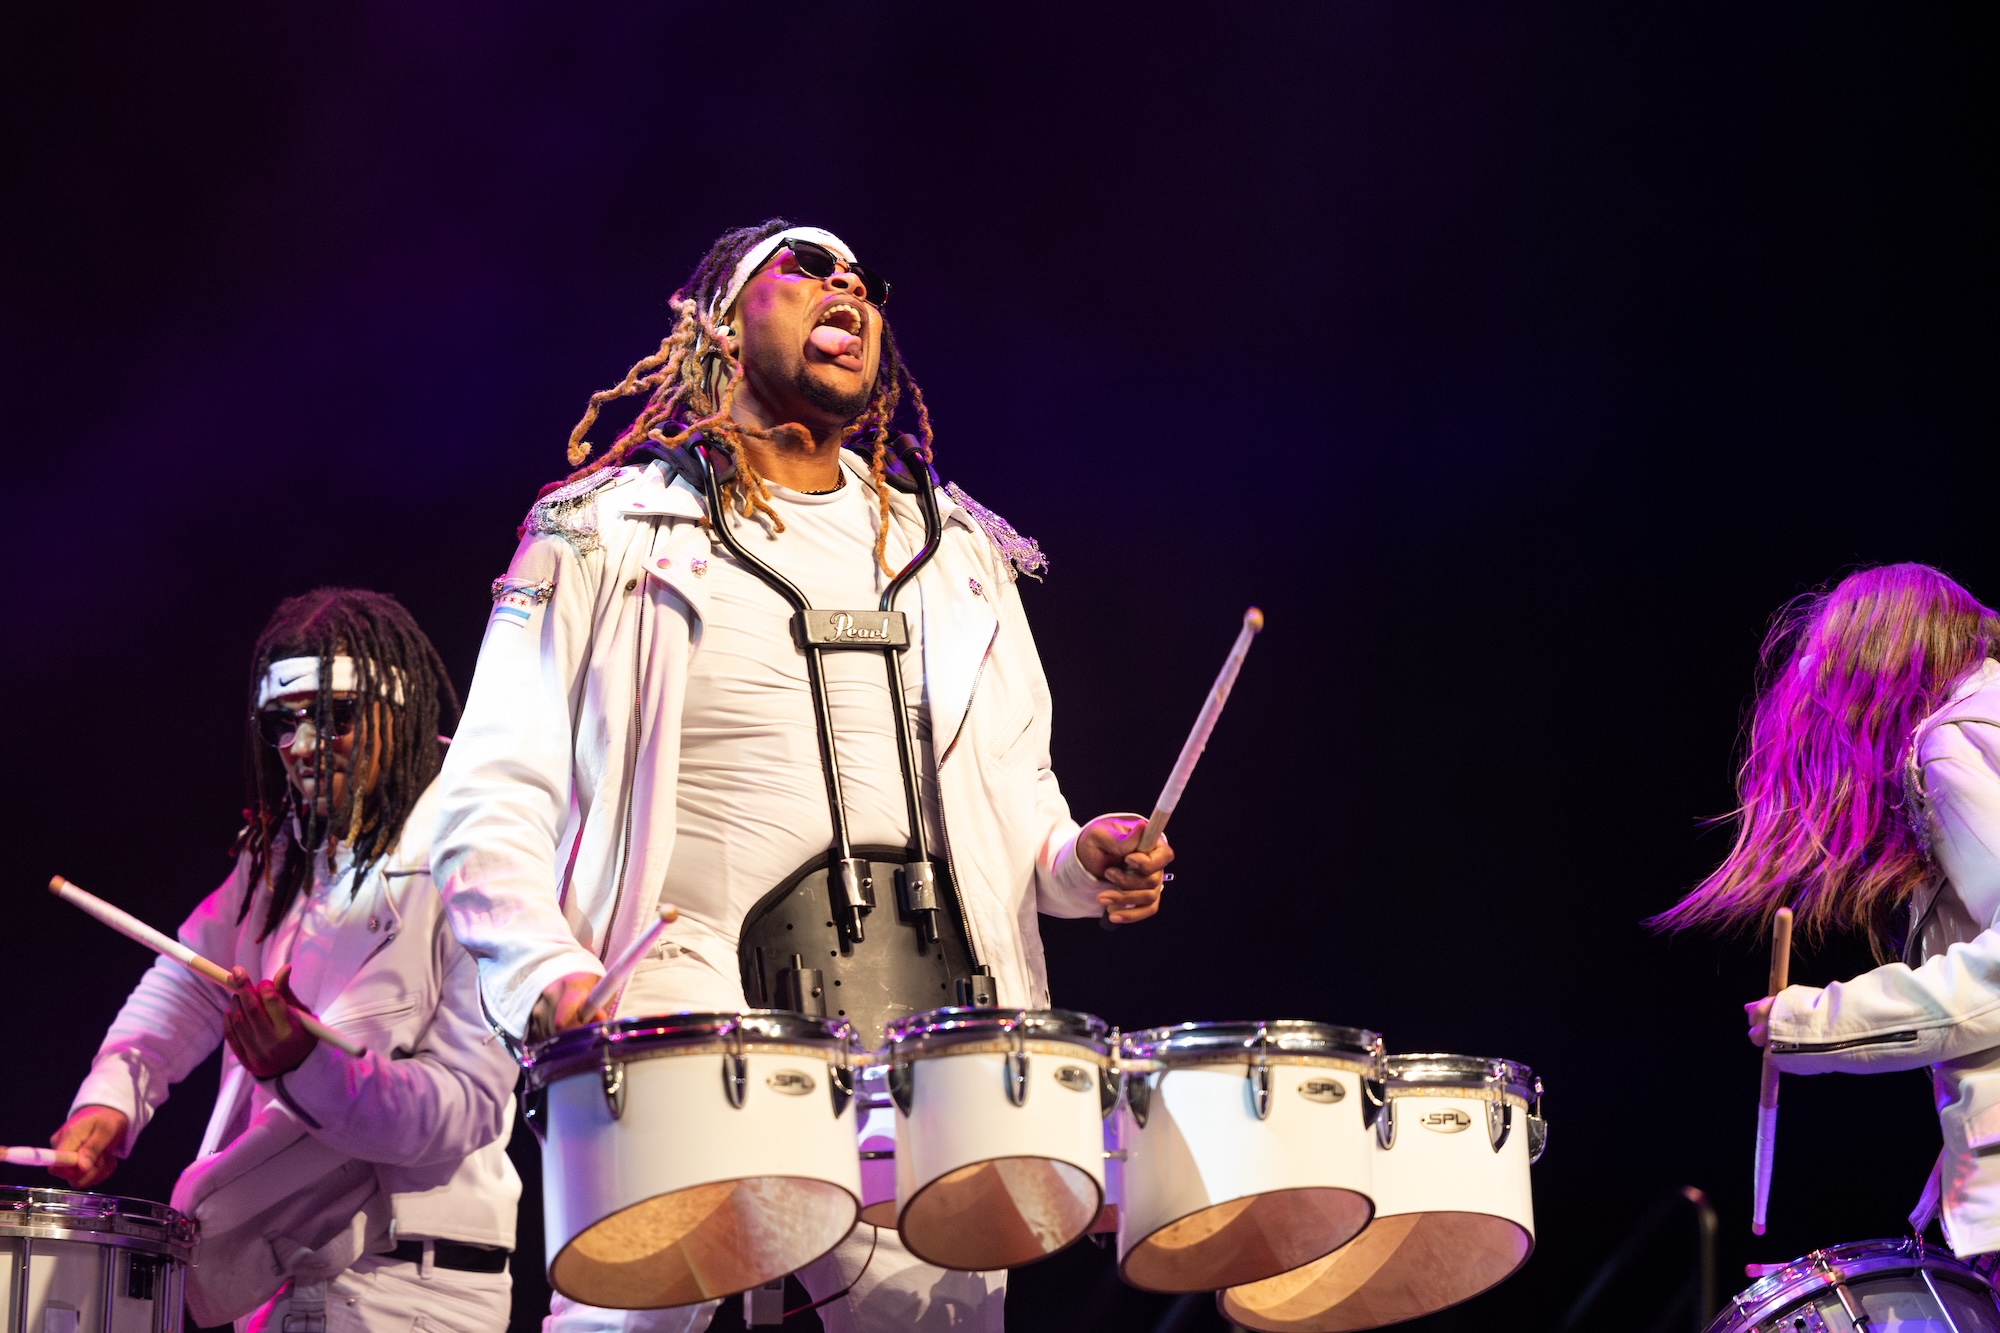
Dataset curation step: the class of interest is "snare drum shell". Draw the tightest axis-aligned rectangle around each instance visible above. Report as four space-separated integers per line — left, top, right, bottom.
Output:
1118 1062 1375 1290
0 1189 193 1333
542 1045 860 1295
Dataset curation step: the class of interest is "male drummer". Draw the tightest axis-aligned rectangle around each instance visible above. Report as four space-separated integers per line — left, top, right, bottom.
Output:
50 588 521 1332
432 218 1172 1332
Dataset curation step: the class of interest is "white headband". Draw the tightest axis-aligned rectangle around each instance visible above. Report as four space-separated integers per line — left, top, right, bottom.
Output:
710 226 858 322
258 656 406 707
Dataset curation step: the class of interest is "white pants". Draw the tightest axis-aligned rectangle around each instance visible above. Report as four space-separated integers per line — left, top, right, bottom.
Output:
544 1224 1006 1333
238 1252 511 1333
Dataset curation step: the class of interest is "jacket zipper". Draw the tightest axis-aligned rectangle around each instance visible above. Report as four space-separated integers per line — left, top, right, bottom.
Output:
1770 1030 1920 1055
604 529 654 962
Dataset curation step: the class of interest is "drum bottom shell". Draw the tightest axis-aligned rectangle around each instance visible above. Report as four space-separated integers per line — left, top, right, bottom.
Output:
1222 1212 1533 1331
550 1176 856 1309
898 1156 1102 1272
1121 1187 1374 1294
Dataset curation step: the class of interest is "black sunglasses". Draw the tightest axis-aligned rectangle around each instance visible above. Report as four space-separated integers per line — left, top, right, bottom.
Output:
257 698 359 749
781 239 891 309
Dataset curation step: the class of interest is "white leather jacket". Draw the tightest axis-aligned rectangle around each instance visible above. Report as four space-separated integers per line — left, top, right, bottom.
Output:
431 448 1109 1042
70 781 521 1320
1769 658 2000 1253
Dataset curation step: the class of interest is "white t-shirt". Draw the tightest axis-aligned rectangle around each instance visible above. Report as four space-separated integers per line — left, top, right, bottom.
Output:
655 476 945 954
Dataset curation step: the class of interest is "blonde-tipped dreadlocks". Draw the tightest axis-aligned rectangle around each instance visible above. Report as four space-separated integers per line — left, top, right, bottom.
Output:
559 218 936 575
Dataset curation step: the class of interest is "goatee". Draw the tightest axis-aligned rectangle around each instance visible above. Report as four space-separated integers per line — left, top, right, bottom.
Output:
795 365 871 423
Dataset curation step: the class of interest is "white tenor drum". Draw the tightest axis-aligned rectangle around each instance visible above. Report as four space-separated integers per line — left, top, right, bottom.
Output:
884 1007 1115 1271
1222 1053 1545 1331
1118 1021 1381 1294
1 1187 195 1333
524 1011 863 1309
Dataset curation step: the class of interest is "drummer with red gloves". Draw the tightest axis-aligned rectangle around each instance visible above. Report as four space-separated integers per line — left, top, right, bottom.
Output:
49 589 520 1332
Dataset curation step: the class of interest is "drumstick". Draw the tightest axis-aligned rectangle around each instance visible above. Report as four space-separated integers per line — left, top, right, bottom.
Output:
1 1147 77 1169
581 904 679 1020
49 875 365 1058
1103 608 1264 928
1141 607 1265 852
1751 905 1794 1236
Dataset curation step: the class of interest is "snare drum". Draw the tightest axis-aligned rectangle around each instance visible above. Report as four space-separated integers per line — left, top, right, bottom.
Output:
1118 1021 1381 1294
1 1187 195 1333
884 1007 1115 1271
1222 1054 1544 1331
524 1011 863 1309
1703 1238 2000 1332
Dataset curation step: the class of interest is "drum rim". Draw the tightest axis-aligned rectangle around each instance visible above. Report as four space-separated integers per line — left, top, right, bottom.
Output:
1384 1053 1540 1101
1710 1237 1989 1331
882 1006 1111 1056
524 1009 859 1088
1121 1019 1382 1064
0 1185 196 1256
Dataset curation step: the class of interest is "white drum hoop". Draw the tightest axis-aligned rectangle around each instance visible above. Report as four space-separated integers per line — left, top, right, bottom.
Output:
1376 1053 1546 1160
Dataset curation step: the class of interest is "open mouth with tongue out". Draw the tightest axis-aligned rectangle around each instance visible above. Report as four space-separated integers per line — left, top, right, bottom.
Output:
806 301 867 370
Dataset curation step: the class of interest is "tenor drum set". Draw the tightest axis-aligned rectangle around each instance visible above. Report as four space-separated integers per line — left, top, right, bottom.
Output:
520 1006 1550 1327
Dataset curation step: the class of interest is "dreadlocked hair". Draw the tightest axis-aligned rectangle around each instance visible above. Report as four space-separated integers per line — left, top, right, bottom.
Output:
558 218 936 575
238 588 461 939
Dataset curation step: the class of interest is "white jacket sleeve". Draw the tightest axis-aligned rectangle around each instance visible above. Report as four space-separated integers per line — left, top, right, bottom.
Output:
1771 721 2000 1074
432 527 609 1040
273 917 517 1167
1768 930 2000 1074
986 559 1102 919
69 872 246 1156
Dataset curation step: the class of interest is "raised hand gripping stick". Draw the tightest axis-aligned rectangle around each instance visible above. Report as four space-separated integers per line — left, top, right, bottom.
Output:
1752 905 1794 1236
49 875 364 1058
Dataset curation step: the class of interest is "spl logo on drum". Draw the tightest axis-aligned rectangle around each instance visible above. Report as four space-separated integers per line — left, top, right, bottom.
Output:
1297 1079 1346 1104
766 1069 816 1096
1419 1108 1473 1133
1053 1066 1093 1092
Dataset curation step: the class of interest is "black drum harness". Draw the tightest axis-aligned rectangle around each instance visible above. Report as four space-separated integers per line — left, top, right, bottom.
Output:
676 438 999 1045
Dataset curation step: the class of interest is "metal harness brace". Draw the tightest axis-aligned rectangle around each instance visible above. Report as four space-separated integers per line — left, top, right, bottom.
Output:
682 437 997 1045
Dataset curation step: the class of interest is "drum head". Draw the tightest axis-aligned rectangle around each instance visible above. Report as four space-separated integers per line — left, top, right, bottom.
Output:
1221 1212 1533 1330
548 1176 856 1309
898 1155 1101 1272
1121 1187 1374 1294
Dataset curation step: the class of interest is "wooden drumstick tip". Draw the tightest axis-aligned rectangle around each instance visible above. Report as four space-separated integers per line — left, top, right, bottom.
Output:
1243 607 1264 632
48 875 69 895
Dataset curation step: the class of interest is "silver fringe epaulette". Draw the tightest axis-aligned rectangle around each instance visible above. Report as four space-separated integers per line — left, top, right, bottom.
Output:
524 471 622 556
945 482 1048 581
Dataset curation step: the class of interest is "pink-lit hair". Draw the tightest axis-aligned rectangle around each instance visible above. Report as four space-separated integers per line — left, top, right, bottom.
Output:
1651 563 2000 959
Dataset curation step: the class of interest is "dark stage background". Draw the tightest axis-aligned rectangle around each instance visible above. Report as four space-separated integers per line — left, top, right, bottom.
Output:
3 5 1993 1329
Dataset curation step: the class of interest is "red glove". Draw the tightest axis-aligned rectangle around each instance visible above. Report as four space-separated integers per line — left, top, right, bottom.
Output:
223 964 319 1079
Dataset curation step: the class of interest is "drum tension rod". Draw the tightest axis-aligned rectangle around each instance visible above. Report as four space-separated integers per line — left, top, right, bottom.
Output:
1246 1025 1273 1122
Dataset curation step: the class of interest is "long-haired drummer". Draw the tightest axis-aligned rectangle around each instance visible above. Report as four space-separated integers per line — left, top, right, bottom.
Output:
431 220 1175 1331
1656 563 2000 1255
50 589 521 1330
